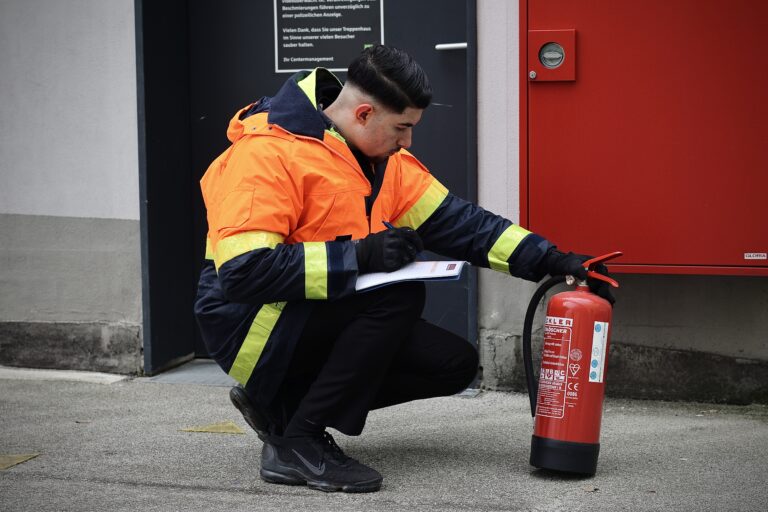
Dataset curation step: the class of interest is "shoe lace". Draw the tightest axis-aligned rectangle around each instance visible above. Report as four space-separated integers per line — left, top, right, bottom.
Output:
319 431 354 465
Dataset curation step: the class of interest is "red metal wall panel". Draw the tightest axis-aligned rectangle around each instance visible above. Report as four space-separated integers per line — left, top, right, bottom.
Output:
522 0 768 275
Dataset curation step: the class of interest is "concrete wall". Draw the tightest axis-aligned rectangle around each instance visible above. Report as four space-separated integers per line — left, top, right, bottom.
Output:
0 0 142 373
476 0 768 403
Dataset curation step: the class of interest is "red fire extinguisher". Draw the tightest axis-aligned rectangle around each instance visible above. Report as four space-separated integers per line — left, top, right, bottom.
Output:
523 251 622 475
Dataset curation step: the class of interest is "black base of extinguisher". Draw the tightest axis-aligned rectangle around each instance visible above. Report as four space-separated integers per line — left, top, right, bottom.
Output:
530 435 599 476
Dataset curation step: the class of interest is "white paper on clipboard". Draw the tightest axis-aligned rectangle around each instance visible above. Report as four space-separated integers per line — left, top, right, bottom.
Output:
355 261 467 292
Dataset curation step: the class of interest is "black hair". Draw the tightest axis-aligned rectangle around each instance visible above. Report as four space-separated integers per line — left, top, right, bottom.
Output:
346 44 432 113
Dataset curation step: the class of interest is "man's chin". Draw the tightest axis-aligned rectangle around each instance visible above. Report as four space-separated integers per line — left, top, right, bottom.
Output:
371 150 399 163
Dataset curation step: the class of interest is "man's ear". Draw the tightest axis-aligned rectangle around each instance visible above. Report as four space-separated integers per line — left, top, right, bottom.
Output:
354 103 374 125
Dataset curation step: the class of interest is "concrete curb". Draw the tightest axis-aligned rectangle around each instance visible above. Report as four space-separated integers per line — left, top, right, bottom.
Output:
0 365 128 384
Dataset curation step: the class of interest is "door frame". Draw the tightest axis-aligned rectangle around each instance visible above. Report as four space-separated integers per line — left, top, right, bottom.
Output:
519 0 530 229
466 0 479 343
135 0 195 375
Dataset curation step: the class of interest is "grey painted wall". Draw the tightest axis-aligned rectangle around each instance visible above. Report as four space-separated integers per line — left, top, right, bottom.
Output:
0 215 141 324
0 0 142 372
0 0 139 220
476 0 767 401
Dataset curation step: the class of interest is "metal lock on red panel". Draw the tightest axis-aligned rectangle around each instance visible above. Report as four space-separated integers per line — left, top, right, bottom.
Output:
528 29 576 81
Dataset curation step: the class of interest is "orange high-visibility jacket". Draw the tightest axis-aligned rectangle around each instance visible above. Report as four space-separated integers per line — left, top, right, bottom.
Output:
194 69 552 404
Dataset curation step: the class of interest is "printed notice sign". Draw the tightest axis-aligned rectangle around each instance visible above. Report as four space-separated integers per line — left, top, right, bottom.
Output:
275 0 384 73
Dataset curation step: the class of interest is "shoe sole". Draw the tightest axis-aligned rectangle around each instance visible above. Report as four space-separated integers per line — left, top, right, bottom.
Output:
229 387 268 441
260 468 382 493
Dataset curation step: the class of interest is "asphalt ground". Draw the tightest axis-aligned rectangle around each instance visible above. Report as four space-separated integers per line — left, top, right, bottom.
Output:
1 368 767 511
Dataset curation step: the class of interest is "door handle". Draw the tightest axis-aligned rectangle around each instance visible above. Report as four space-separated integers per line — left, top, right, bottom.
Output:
435 42 467 50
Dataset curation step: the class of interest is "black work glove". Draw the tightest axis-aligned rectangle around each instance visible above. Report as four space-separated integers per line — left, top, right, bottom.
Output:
355 227 424 273
543 247 616 305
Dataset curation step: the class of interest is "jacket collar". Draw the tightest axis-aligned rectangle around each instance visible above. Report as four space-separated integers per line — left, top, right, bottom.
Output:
263 69 343 140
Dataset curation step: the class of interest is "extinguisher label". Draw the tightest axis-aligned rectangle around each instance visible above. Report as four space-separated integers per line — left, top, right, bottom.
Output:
589 322 609 383
546 316 573 327
536 316 573 418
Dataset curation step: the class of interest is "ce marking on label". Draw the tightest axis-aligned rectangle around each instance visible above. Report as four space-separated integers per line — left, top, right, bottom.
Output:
567 382 580 392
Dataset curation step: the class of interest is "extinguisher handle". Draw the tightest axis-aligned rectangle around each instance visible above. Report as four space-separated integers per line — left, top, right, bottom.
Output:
586 270 619 288
583 251 623 288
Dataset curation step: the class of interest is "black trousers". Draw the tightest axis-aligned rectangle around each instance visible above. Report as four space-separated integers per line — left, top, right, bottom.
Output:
270 281 479 436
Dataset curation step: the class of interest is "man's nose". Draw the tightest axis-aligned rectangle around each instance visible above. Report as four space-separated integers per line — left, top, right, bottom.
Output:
398 131 412 149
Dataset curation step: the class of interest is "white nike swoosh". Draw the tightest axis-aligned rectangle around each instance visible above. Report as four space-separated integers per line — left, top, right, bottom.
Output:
292 449 326 476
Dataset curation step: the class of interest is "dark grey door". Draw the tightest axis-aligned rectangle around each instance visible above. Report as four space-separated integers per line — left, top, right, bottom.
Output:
381 0 477 343
187 0 477 354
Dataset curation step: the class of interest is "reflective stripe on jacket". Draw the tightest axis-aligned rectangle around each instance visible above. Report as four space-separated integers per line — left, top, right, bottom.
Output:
194 68 552 404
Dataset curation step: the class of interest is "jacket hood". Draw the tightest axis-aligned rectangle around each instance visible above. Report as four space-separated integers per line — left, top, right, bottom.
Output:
226 68 343 143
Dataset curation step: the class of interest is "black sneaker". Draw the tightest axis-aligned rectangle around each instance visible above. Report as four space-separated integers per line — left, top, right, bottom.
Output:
260 432 383 493
229 386 271 441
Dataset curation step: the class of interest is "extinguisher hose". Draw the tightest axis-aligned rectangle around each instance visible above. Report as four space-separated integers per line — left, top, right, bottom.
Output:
522 275 567 417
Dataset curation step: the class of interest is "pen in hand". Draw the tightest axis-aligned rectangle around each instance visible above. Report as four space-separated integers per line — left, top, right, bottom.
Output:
382 221 425 261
